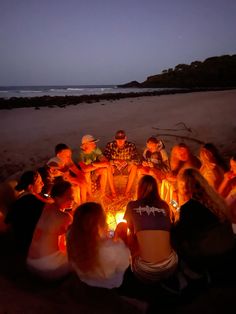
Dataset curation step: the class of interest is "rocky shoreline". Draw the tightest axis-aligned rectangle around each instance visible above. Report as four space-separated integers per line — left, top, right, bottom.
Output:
0 87 235 110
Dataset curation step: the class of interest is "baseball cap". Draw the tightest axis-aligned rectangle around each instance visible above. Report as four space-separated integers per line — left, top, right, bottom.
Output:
115 130 126 140
81 134 99 145
47 157 64 169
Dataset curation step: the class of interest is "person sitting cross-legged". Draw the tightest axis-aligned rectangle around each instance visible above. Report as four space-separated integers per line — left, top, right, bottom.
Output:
78 134 116 198
104 130 139 197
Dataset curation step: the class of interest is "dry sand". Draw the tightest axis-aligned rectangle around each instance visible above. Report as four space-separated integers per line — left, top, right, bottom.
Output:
0 89 236 313
0 89 236 181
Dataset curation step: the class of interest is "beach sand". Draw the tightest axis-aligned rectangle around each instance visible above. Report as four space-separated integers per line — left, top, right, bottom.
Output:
0 89 236 313
0 89 236 181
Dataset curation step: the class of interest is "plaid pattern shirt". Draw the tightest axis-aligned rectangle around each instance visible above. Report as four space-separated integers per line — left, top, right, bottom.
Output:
104 140 138 162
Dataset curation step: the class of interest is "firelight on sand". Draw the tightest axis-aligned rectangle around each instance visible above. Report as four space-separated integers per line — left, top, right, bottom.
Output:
106 210 127 231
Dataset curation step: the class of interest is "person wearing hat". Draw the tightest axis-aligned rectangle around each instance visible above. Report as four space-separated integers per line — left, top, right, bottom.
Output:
5 170 46 255
79 134 116 197
104 130 139 197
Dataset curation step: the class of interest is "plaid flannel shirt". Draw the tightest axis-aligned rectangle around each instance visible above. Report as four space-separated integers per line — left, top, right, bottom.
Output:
104 140 138 162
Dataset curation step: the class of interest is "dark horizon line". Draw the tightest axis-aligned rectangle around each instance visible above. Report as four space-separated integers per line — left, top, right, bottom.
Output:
0 84 120 88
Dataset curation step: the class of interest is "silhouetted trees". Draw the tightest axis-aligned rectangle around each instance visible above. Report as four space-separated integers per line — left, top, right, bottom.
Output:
119 54 236 88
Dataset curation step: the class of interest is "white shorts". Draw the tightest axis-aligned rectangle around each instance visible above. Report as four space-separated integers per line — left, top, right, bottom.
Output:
27 251 70 279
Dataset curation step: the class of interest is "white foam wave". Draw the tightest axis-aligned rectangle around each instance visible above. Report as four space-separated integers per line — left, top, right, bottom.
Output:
49 89 67 92
66 88 84 91
20 90 41 93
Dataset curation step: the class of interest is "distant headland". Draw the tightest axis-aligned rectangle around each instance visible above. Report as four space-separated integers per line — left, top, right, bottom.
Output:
118 54 236 88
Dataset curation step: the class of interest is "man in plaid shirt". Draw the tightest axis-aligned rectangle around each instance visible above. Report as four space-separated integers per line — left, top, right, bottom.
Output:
104 130 138 196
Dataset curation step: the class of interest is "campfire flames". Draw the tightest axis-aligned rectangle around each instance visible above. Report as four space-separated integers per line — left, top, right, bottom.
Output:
106 210 127 231
103 196 131 231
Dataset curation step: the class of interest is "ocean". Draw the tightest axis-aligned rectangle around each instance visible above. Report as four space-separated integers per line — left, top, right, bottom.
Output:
0 85 167 99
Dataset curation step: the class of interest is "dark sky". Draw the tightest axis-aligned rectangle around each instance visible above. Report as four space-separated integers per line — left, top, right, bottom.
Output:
1 0 236 86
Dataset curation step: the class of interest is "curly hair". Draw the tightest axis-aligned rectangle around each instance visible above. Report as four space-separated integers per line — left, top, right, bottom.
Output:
67 202 107 273
177 168 230 221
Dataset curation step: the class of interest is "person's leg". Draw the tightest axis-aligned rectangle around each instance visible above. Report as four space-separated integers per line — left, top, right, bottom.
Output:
72 185 81 205
107 164 117 197
125 164 137 196
95 168 108 195
80 182 88 204
84 171 92 196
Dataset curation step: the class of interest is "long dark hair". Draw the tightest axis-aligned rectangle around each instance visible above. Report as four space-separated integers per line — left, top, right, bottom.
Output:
137 175 169 211
67 202 107 273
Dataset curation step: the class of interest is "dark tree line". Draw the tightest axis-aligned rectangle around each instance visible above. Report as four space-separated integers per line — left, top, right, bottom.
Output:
119 54 236 88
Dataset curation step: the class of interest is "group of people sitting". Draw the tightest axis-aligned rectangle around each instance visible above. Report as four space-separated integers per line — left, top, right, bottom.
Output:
2 129 236 303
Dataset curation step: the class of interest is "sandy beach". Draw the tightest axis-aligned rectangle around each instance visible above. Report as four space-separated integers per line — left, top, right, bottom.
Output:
1 89 236 313
1 89 236 181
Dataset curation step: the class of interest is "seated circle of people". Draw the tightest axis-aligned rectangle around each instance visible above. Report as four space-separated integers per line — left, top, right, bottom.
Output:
4 170 45 255
171 168 234 271
78 134 116 198
124 175 178 283
27 180 73 280
138 136 170 184
47 143 89 204
104 130 139 197
67 202 130 289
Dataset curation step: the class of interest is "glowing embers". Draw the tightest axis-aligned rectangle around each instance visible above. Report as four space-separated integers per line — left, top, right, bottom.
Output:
104 195 130 231
106 210 127 231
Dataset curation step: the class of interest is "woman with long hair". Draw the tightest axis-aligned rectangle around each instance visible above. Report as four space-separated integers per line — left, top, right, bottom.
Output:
199 143 225 191
124 175 178 283
27 180 73 279
67 202 130 289
5 170 45 255
172 168 234 269
170 143 201 177
219 155 236 198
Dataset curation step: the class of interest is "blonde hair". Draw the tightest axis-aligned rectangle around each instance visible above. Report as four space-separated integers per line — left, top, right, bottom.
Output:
177 168 230 221
67 202 107 273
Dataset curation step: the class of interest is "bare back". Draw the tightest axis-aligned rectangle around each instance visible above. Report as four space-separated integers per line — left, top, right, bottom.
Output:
136 230 172 263
28 204 72 258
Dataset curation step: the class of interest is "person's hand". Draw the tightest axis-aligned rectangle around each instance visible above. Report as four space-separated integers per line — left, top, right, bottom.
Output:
225 171 236 181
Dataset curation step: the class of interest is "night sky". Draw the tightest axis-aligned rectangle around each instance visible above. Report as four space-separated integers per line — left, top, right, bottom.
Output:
1 0 236 86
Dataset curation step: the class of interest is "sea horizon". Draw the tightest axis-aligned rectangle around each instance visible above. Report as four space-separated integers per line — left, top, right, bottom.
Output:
0 84 169 99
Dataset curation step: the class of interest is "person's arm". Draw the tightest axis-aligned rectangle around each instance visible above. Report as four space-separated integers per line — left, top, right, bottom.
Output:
218 172 236 198
130 143 139 163
103 142 113 161
79 161 97 172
